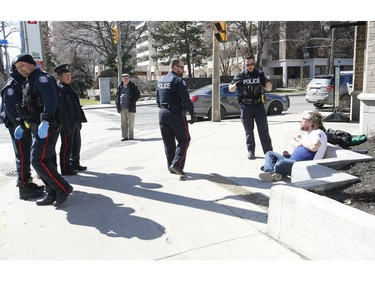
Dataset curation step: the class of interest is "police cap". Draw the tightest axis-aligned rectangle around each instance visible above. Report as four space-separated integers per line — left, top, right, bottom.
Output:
54 64 71 75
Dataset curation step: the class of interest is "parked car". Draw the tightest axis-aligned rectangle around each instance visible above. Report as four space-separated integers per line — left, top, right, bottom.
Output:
189 83 290 120
305 71 353 108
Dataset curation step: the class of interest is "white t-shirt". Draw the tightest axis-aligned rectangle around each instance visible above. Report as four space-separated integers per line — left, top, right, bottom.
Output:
310 129 328 159
291 129 327 160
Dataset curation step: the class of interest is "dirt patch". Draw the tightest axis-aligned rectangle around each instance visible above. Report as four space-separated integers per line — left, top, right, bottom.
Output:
314 136 375 216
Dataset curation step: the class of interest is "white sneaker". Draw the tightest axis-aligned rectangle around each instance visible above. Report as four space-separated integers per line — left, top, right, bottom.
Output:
273 173 283 181
259 172 283 182
259 172 274 182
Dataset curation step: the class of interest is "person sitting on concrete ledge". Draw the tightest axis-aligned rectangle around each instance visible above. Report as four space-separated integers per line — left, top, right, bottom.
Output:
259 111 327 182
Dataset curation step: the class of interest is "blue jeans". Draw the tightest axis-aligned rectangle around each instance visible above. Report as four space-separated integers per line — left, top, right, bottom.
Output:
263 151 296 176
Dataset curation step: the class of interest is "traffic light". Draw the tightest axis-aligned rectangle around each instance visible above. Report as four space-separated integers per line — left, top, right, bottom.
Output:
214 21 227 43
112 25 118 44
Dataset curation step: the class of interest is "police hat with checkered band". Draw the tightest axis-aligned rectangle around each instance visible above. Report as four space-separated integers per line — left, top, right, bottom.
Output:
54 64 71 75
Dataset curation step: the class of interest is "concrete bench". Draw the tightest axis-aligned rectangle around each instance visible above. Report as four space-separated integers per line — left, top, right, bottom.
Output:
268 145 375 259
267 184 375 259
291 144 374 191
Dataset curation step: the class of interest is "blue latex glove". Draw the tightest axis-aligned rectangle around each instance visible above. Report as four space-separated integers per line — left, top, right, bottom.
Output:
38 120 49 139
14 125 24 139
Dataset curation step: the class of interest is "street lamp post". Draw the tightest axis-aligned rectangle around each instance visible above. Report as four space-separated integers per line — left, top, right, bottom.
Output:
191 48 197 78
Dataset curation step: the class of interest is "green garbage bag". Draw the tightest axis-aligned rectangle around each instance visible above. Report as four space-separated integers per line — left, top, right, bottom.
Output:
350 134 367 146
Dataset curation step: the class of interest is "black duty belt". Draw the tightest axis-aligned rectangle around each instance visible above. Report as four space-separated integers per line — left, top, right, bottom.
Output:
160 104 180 110
242 98 261 105
160 104 171 109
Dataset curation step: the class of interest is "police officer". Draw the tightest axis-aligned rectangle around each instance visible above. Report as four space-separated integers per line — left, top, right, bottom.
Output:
13 54 73 207
0 62 44 200
54 64 88 175
229 54 273 160
156 59 196 176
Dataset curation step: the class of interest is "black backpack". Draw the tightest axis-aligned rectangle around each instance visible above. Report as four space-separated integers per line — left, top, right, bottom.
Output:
326 128 352 149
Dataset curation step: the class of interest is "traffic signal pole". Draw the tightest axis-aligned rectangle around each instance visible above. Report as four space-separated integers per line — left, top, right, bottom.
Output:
212 27 221 122
116 21 122 84
212 21 228 122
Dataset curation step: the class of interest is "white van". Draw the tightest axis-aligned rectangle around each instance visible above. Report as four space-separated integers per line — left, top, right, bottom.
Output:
305 71 353 108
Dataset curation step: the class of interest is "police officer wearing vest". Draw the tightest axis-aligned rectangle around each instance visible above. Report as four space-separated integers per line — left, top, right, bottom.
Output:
13 54 73 207
229 54 273 160
54 64 88 175
0 62 44 200
156 59 196 176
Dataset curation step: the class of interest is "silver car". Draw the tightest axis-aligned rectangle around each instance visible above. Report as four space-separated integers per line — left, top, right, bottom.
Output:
189 83 290 120
305 71 353 108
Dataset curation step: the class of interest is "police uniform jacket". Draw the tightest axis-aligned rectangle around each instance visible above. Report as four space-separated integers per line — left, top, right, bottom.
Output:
57 80 87 134
231 68 268 104
0 71 24 129
23 68 62 127
156 71 195 116
115 80 141 113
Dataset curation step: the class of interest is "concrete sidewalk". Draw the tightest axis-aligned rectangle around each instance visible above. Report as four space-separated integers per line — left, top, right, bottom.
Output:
0 103 362 261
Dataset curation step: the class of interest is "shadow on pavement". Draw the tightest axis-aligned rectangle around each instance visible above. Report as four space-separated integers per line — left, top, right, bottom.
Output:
65 170 267 224
60 190 166 240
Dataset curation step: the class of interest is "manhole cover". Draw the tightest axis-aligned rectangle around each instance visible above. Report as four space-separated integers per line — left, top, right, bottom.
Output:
125 166 145 171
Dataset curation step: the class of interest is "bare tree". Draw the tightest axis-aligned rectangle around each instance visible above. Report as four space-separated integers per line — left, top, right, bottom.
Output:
1 21 20 83
50 21 146 74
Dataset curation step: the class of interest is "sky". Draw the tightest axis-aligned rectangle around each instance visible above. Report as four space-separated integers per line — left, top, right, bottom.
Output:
2 22 22 62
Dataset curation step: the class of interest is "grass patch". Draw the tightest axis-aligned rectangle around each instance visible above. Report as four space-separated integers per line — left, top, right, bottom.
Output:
80 98 98 106
79 99 115 106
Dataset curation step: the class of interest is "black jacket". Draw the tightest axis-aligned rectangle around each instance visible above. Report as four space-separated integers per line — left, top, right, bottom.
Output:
56 80 87 135
115 80 141 113
0 71 25 128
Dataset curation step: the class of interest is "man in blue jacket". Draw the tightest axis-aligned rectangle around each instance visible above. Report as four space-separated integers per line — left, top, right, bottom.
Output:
156 59 196 176
0 62 44 200
13 54 73 207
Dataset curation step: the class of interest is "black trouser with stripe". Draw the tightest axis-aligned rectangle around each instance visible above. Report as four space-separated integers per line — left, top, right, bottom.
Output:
31 127 73 195
59 122 81 173
159 108 191 170
8 126 33 185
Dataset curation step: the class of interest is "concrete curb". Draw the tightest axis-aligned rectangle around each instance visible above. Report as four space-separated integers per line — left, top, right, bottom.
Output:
267 185 375 259
266 143 375 259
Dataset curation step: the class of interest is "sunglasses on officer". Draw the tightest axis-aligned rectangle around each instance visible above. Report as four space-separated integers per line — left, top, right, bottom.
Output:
245 63 255 67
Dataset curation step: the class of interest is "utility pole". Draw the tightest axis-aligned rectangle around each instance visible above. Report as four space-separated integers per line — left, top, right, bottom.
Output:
212 28 221 122
329 27 335 75
116 21 122 84
1 21 10 79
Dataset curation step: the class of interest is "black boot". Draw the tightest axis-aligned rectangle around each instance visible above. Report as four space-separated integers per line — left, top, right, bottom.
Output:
17 181 44 201
36 191 57 206
71 164 87 171
54 186 73 207
26 181 45 192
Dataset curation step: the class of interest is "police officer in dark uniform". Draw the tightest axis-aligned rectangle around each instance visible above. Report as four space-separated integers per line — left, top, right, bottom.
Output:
54 64 87 175
156 59 196 176
13 54 73 207
229 54 273 160
0 62 44 200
